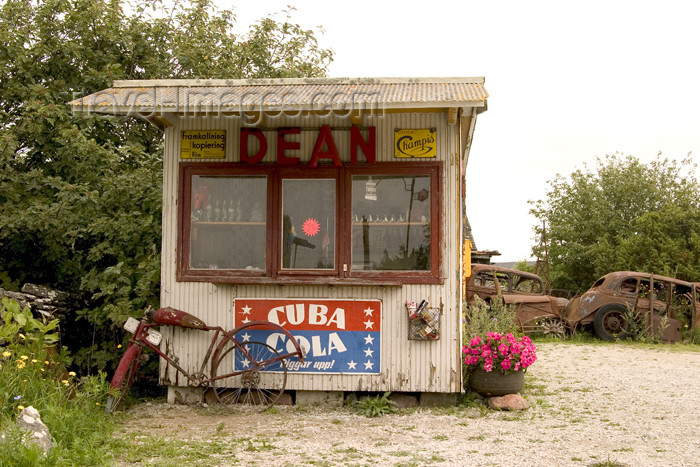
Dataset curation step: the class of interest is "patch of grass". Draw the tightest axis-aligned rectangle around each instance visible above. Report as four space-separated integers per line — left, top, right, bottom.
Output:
498 412 528 421
589 457 627 467
243 437 276 452
215 421 226 434
333 447 358 454
524 380 548 396
389 450 412 457
115 434 239 465
535 398 551 408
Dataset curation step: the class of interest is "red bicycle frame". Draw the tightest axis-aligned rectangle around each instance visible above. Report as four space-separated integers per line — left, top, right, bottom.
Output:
109 306 304 402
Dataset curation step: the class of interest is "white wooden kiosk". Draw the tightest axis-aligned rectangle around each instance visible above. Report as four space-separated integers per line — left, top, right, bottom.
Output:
72 78 488 404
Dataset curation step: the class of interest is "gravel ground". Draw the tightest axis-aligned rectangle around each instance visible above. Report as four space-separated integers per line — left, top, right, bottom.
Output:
116 342 700 466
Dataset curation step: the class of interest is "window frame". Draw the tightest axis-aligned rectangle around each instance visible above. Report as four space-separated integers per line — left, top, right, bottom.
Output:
344 163 442 284
177 162 443 285
276 167 342 279
177 163 275 282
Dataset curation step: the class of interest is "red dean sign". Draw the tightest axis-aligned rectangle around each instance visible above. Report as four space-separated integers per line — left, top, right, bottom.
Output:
239 125 376 166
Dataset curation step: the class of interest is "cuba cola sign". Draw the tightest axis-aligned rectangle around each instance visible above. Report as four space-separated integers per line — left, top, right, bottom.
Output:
232 298 381 374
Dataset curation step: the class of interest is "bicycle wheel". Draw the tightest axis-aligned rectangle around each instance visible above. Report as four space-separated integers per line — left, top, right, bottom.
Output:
211 340 288 408
106 344 141 413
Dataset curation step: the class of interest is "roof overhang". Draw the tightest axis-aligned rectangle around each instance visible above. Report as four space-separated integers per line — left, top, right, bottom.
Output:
69 77 488 126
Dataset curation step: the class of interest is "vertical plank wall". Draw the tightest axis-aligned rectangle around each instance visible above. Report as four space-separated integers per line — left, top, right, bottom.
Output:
159 110 464 393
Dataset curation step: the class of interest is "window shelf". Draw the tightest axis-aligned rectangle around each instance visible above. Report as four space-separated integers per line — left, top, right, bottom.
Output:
193 222 266 226
351 222 429 227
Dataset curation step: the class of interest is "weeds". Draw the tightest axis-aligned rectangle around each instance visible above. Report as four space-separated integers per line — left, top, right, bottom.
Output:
0 298 116 465
687 326 700 345
352 392 398 417
621 306 670 343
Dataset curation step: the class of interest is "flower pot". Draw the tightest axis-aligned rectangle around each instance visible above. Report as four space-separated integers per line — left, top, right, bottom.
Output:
468 367 525 396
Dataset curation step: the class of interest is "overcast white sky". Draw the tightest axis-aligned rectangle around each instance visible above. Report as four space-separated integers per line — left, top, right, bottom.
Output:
223 0 700 262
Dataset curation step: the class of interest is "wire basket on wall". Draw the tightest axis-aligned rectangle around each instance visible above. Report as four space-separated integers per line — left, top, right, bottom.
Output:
406 303 442 340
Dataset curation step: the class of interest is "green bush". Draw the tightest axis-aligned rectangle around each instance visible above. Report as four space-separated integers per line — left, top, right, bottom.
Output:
462 295 520 340
0 298 116 465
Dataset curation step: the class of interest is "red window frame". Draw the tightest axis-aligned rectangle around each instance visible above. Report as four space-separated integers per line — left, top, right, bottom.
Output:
177 162 443 285
276 167 342 279
343 164 442 284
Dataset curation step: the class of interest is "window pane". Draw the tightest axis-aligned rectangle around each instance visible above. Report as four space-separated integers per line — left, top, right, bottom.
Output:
190 175 266 270
620 278 637 294
281 179 335 270
351 175 431 271
476 271 495 288
513 275 543 294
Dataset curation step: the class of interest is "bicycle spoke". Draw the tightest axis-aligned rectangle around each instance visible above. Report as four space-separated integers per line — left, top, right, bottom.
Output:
211 340 288 409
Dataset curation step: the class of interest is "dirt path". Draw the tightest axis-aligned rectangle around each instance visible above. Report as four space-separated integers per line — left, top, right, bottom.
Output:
115 343 700 466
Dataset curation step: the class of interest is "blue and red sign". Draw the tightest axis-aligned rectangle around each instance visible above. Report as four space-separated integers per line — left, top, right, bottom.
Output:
233 299 381 374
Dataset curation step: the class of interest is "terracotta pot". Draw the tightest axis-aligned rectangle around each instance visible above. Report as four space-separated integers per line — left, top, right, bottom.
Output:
468 367 525 396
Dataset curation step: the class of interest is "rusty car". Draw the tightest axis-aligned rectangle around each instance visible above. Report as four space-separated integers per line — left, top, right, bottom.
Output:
564 271 700 342
465 264 571 337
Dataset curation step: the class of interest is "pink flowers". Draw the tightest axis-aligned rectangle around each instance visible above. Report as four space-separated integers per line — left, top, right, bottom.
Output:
462 332 537 374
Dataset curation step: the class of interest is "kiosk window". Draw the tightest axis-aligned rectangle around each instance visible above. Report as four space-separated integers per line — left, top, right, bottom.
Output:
189 175 267 271
350 175 430 271
178 162 442 284
281 178 336 270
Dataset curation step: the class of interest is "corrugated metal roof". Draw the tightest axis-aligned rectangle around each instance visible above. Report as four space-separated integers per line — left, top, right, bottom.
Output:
69 77 488 116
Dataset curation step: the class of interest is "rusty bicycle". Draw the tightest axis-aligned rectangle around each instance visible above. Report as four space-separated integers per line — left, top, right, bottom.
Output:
106 306 305 412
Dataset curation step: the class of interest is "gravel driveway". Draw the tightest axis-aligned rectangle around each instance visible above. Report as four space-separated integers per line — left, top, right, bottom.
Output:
117 342 700 466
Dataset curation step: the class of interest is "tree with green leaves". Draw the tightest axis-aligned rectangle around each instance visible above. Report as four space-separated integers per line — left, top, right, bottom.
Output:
530 153 700 294
0 0 332 371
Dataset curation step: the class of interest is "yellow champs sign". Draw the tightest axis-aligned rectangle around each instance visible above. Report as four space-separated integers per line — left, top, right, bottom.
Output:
394 129 437 158
181 130 226 159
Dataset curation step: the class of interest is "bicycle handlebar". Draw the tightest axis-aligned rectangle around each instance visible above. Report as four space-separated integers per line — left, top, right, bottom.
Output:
141 306 306 361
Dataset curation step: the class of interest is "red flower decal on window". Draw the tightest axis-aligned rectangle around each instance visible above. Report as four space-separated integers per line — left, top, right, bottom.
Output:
302 218 320 237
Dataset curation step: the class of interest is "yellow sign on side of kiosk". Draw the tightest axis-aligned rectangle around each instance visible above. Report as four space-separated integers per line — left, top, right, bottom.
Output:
394 128 436 158
181 130 226 159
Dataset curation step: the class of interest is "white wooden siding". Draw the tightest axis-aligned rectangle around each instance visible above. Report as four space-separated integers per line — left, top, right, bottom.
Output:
159 111 463 393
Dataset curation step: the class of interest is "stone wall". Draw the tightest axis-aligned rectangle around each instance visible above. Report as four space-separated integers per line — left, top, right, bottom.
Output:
0 283 70 321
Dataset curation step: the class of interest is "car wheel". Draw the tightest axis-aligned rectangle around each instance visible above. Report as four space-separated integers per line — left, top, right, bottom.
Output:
593 304 630 341
537 316 568 338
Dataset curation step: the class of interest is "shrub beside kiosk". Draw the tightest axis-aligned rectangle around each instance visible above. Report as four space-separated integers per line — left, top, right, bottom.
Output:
70 77 489 405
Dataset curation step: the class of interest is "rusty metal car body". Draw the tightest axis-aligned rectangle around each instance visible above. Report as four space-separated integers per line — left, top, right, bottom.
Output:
465 264 570 337
565 271 700 342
